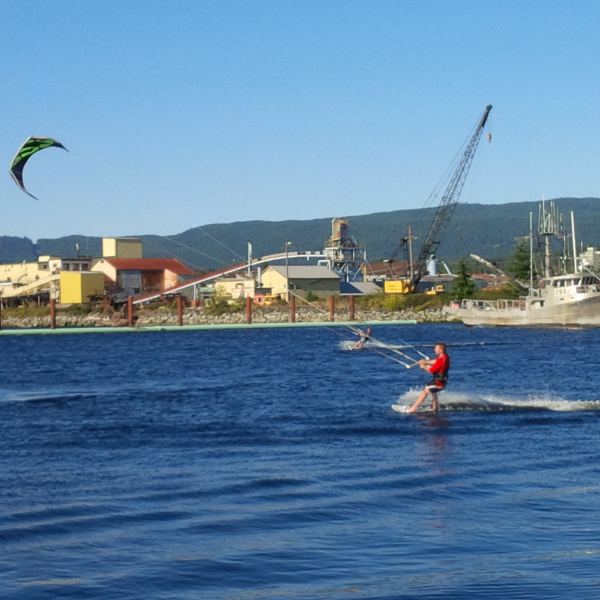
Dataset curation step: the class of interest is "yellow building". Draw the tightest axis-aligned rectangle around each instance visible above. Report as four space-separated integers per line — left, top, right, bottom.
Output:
0 261 40 285
102 237 143 259
214 276 255 299
0 256 62 284
59 271 106 304
0 256 63 300
261 265 340 299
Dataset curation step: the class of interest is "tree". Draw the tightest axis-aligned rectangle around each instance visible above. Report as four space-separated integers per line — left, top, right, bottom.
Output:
451 258 476 299
507 241 531 281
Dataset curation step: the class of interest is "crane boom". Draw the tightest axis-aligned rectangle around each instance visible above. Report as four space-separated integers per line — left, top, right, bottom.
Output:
411 104 492 289
470 253 505 276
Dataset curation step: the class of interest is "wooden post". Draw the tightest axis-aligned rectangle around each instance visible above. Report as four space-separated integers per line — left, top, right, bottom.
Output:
50 298 56 329
289 295 296 323
328 295 335 322
177 295 184 326
127 296 134 327
245 296 252 324
348 295 355 321
0 300 2 331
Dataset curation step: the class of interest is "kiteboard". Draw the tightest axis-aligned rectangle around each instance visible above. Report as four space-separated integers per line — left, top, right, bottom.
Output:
391 404 411 414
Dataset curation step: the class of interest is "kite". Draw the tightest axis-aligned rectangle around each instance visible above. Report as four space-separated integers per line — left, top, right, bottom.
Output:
9 136 68 200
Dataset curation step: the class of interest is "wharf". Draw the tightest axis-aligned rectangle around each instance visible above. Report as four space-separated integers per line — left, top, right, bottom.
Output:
0 319 418 336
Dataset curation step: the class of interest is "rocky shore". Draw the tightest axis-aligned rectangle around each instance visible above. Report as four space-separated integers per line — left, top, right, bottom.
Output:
0 305 455 330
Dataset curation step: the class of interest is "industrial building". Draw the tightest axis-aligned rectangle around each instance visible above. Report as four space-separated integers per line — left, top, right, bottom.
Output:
0 237 198 306
92 257 196 298
261 265 340 299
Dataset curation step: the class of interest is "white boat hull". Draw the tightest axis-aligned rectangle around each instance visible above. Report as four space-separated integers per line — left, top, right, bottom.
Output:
445 286 600 327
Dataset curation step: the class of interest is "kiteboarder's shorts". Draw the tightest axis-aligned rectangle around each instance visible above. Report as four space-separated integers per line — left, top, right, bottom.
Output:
426 381 445 393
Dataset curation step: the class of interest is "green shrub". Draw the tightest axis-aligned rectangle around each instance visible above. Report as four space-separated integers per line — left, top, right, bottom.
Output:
205 297 244 316
61 303 92 315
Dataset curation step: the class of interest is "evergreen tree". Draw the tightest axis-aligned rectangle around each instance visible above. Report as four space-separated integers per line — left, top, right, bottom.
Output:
451 258 476 299
507 241 531 280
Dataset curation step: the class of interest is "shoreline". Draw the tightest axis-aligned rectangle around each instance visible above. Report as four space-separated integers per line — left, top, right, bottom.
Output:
0 319 421 336
0 306 454 335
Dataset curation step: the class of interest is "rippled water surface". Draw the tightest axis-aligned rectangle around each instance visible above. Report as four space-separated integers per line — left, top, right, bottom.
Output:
2 324 600 599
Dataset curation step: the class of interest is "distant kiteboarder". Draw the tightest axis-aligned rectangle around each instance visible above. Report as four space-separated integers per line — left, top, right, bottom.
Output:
351 326 372 350
9 136 68 200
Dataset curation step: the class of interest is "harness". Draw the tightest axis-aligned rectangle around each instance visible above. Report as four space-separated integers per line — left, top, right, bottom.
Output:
430 354 450 386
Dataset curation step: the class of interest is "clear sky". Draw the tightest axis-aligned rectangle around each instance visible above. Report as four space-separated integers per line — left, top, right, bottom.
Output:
1 0 599 241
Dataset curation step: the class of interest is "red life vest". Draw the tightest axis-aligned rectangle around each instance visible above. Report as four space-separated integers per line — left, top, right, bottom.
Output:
429 353 450 386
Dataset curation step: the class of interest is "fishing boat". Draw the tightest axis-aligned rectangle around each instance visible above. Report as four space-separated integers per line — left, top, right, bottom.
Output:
444 202 600 326
445 274 600 326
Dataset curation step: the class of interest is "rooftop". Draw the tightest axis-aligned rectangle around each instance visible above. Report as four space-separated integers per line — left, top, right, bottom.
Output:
102 258 197 276
268 265 340 280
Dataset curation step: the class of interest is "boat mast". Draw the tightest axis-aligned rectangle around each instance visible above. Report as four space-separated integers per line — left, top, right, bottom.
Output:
529 211 534 294
571 211 578 273
538 199 560 278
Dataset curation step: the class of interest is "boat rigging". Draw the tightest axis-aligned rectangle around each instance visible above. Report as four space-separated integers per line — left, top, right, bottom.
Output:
445 202 600 326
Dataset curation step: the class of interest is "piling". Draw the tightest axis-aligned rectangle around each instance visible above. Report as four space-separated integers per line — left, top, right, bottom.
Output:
177 295 184 326
245 296 252 324
127 296 134 327
50 299 56 329
289 295 296 323
348 295 355 321
328 295 335 321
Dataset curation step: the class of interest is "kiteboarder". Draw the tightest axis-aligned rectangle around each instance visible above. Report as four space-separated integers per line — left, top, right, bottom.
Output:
351 327 372 350
407 342 450 413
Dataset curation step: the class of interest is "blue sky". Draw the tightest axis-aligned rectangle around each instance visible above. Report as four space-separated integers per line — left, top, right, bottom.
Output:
1 0 599 241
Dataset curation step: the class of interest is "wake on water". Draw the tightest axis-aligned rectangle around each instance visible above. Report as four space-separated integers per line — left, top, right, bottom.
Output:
394 388 600 413
339 340 415 352
338 340 513 352
337 340 597 412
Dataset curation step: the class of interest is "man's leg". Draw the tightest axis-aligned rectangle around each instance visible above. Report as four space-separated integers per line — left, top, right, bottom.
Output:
407 386 429 413
431 391 439 413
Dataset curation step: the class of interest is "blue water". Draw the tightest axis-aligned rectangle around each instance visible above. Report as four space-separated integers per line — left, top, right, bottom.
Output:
1 324 600 599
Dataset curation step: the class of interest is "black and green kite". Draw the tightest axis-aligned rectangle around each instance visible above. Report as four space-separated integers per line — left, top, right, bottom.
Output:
10 136 68 200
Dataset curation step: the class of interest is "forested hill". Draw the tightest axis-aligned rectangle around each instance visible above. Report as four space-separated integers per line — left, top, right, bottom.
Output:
2 197 600 271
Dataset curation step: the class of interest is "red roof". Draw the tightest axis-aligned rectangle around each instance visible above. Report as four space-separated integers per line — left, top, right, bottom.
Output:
104 258 197 276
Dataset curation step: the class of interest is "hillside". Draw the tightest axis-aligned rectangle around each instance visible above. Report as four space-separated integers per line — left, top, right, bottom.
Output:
4 197 600 271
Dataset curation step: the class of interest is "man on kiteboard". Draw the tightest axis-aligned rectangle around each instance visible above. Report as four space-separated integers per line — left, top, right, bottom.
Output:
351 327 372 350
407 342 450 414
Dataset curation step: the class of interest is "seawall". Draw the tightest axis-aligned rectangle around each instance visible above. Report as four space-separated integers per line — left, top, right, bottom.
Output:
0 306 454 334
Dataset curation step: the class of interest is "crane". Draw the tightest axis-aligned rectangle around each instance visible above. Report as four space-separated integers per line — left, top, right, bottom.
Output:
407 104 492 290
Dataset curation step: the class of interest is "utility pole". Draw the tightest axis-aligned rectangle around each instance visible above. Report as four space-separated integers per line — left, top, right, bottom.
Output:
285 241 292 301
407 224 414 282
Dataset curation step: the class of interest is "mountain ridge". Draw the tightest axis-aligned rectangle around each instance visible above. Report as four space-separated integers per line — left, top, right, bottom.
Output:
3 197 599 271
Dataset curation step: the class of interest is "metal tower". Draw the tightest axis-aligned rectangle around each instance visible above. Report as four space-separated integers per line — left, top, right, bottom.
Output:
321 218 367 282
